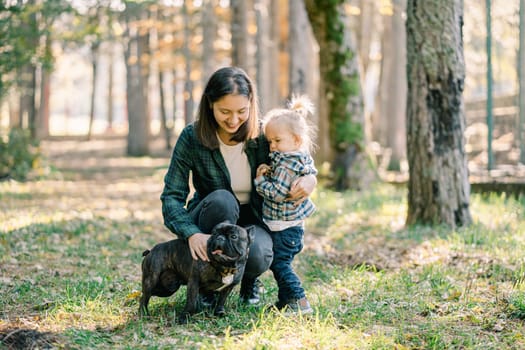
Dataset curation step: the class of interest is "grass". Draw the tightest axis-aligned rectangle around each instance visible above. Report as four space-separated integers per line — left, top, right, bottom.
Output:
1 151 525 348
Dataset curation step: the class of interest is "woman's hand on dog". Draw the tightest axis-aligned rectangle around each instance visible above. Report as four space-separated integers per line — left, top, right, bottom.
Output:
188 233 210 261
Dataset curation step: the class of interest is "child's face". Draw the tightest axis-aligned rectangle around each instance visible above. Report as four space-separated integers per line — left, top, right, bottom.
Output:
265 121 301 153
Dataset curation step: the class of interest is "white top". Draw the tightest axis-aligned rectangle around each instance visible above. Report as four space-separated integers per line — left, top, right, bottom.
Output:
218 138 252 204
263 218 304 231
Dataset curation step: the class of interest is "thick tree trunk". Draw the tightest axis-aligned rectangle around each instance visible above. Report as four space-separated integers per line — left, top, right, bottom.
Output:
289 0 319 148
305 0 368 190
255 0 271 113
406 0 472 227
201 0 217 85
289 0 317 98
231 0 248 70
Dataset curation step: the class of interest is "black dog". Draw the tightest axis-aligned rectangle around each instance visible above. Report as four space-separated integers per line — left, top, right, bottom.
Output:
139 222 254 323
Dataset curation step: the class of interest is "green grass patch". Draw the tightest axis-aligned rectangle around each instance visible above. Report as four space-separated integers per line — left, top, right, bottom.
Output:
2 178 525 349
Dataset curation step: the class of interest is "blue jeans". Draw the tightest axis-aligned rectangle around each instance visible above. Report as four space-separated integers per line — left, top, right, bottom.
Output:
269 225 305 302
188 189 273 280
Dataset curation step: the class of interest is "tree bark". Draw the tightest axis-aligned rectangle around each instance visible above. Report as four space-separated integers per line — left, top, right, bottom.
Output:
255 0 271 113
124 3 150 156
231 0 248 70
289 0 317 99
380 0 407 170
201 0 217 85
159 70 171 150
183 2 194 125
87 43 99 140
305 0 368 190
405 0 472 227
518 0 525 164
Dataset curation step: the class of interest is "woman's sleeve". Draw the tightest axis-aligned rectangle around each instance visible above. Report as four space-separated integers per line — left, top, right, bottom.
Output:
160 127 201 239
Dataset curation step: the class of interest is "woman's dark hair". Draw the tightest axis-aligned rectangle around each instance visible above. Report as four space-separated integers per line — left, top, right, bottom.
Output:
195 66 260 149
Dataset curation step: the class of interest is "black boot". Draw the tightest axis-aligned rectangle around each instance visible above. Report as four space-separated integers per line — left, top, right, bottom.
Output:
239 277 262 305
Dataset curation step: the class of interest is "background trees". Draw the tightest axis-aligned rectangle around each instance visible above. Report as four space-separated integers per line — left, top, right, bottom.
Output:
405 0 472 227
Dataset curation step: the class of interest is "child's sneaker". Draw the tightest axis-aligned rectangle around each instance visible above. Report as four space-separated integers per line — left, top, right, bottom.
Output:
283 297 313 315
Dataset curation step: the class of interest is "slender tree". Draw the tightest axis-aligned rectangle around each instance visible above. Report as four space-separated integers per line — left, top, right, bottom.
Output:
378 0 407 170
518 0 525 164
182 2 194 125
405 0 472 227
123 1 151 156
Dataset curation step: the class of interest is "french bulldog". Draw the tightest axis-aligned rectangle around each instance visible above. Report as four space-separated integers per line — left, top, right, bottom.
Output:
139 222 254 323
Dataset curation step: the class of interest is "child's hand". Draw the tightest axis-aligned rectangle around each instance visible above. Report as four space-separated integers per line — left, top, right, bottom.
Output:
256 164 271 178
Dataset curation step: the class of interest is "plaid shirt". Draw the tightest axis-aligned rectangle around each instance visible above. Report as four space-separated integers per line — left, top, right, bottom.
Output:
254 151 317 223
161 123 270 239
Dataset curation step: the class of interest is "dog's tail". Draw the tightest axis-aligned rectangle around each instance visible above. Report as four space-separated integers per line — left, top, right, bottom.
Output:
142 249 150 257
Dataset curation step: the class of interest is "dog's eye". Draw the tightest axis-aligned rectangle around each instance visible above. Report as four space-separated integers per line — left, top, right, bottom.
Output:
230 234 237 240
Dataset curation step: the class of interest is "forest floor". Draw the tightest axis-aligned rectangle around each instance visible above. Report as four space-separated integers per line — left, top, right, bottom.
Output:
1 135 525 349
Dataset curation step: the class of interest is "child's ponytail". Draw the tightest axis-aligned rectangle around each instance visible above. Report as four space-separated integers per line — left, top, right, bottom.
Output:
288 95 315 120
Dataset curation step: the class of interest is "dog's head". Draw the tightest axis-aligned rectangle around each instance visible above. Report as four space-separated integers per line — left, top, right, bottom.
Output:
207 222 254 266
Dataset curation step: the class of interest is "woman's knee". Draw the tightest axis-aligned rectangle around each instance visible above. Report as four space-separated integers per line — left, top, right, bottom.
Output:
244 225 273 278
196 190 239 232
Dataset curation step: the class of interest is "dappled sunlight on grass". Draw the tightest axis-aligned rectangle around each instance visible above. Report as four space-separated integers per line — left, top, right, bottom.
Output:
220 311 390 350
2 141 525 350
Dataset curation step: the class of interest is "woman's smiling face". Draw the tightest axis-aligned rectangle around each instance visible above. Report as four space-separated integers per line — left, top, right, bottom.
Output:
213 94 250 145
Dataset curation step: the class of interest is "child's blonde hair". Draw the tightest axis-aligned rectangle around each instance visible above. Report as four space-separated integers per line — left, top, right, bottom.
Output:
262 95 317 154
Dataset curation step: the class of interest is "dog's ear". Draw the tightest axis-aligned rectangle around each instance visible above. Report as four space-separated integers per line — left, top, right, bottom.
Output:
245 225 256 245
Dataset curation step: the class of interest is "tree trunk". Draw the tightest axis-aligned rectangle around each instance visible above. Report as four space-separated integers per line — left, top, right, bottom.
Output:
405 0 472 228
182 2 194 125
159 70 171 150
37 66 51 139
357 0 376 76
201 0 217 85
380 0 407 170
124 4 150 156
289 0 319 153
519 0 525 163
19 63 37 135
305 0 368 190
231 0 248 70
268 0 280 107
87 43 99 140
255 0 271 113
289 0 317 98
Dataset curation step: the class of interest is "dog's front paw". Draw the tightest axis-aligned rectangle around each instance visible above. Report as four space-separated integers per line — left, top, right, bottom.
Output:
214 306 226 317
178 312 191 324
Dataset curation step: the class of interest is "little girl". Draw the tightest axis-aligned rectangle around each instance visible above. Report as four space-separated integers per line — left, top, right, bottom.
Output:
254 95 317 314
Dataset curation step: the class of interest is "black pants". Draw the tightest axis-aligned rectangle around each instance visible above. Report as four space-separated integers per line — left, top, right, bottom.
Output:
189 189 273 280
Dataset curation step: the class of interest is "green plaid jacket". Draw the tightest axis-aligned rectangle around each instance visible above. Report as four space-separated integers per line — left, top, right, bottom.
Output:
161 123 270 239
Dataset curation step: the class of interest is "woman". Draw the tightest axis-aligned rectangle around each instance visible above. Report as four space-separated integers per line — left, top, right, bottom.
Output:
160 66 316 304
